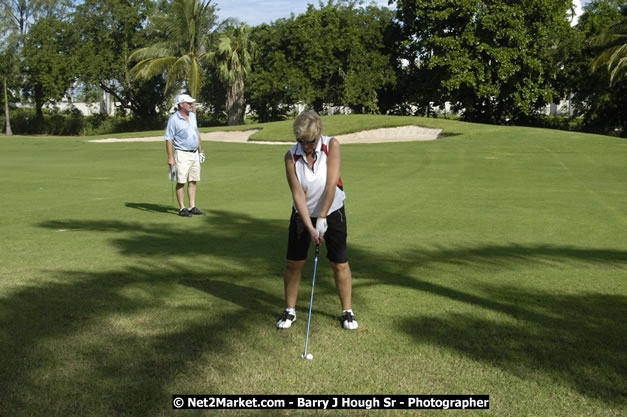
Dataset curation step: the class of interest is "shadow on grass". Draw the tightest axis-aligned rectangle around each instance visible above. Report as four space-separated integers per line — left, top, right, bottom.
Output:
398 290 626 404
349 244 627 404
125 202 178 214
1 211 624 415
437 131 464 138
0 266 275 416
40 209 288 258
0 210 338 415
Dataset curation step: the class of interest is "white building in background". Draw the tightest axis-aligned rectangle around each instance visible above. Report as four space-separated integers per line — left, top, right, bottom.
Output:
100 89 116 115
63 87 118 116
16 85 119 116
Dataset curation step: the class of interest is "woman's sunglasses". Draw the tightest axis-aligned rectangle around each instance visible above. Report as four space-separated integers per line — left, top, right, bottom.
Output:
298 138 317 145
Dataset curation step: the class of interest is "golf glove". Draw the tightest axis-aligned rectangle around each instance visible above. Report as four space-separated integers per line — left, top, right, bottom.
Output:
199 152 206 163
315 217 328 238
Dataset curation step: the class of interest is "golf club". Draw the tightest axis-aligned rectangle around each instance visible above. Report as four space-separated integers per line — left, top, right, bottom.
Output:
169 165 176 206
301 244 320 360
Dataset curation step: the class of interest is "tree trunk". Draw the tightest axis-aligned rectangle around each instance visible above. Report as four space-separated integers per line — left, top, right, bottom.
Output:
3 78 12 136
226 77 245 126
35 101 44 133
312 99 324 114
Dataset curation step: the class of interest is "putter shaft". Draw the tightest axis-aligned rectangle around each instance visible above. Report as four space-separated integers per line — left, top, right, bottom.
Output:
302 245 320 357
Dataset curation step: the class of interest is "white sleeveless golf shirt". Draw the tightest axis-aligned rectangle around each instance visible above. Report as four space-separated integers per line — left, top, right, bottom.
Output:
289 135 346 217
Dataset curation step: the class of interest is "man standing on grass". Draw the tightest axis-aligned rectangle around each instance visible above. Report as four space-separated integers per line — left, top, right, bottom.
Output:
165 93 206 217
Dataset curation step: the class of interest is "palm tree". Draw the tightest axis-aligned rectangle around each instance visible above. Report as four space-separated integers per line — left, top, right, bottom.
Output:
128 0 217 98
591 15 627 87
213 23 255 125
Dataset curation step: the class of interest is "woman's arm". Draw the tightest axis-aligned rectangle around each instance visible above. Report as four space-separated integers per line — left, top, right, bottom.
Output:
318 137 342 218
284 151 320 244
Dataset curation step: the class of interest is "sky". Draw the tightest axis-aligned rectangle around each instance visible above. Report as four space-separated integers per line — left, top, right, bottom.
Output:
214 1 592 27
214 0 393 26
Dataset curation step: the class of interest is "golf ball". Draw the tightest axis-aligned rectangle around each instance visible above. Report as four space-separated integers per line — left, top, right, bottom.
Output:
306 354 313 360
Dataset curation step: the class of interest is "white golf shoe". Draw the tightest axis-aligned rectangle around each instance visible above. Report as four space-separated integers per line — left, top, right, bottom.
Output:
342 310 358 330
276 309 296 329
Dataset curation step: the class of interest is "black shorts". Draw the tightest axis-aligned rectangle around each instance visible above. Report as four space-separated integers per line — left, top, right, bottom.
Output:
286 206 348 263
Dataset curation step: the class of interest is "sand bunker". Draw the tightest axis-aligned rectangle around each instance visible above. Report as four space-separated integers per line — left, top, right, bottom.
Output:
335 126 442 143
88 125 442 144
88 130 261 143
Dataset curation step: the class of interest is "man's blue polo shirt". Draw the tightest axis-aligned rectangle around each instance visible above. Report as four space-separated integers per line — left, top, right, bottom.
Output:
164 110 200 151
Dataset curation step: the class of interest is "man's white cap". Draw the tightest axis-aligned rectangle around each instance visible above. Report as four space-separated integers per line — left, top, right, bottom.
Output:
176 93 196 104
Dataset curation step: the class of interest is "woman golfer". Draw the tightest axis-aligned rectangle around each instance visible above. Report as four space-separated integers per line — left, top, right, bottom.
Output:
276 111 358 330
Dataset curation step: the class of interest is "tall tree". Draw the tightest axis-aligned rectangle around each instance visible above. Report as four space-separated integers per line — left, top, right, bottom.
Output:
73 0 168 123
129 0 218 99
395 0 575 123
247 0 398 119
1 0 68 133
339 3 400 113
289 1 397 113
213 22 255 125
247 20 304 122
21 16 78 125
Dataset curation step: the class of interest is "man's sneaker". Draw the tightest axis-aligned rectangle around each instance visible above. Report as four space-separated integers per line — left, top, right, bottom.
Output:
178 208 192 217
189 207 205 215
276 310 296 329
341 310 358 330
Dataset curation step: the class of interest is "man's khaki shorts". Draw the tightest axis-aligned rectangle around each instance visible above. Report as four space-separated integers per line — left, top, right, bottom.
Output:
174 150 201 183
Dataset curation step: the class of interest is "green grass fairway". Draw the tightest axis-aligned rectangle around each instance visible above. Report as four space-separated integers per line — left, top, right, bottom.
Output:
0 117 625 416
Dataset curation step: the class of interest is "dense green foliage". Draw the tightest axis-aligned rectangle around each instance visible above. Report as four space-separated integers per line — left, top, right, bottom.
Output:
395 0 574 123
246 21 302 122
566 0 626 136
0 0 625 136
248 1 399 121
21 16 78 123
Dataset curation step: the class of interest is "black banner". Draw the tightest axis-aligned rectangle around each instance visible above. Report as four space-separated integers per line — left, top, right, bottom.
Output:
172 395 489 410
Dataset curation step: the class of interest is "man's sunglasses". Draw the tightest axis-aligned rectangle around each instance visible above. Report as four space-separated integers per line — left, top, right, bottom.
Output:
298 138 317 145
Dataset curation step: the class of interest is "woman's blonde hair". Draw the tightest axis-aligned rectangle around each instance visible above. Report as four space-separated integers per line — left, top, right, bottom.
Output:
293 111 323 142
